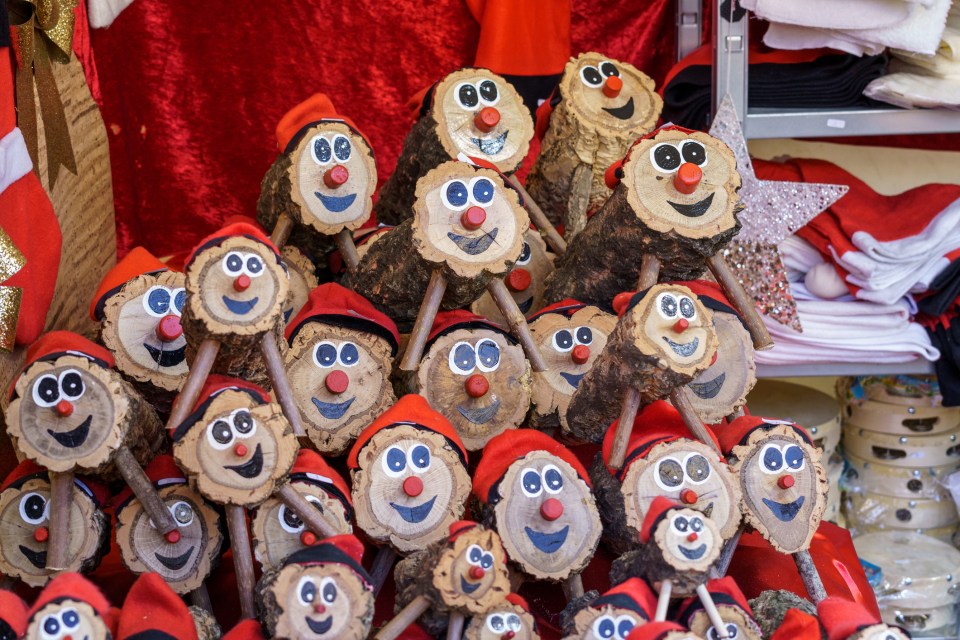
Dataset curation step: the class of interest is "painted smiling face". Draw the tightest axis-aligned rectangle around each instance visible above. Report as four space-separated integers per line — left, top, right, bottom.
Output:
433 526 510 613
731 424 827 554
686 313 755 424
653 507 721 573
472 230 555 320
281 246 319 325
564 53 661 134
494 451 601 580
27 600 109 640
569 605 644 640
687 606 762 640
622 439 742 539
636 285 715 374
413 163 527 279
466 604 539 640
267 563 374 640
418 328 531 450
352 426 470 553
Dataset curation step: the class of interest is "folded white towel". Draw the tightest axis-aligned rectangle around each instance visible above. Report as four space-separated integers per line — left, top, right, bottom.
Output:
764 22 882 56
87 0 136 28
865 71 960 108
742 0 910 30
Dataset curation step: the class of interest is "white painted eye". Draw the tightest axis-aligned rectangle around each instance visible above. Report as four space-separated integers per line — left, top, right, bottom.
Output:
296 576 318 605
541 464 564 495
486 614 506 633
477 79 500 106
310 135 332 166
242 252 265 279
759 443 785 475
591 615 617 639
466 543 485 566
656 292 679 319
579 65 603 87
18 492 48 525
506 615 522 632
654 456 684 490
60 608 80 631
278 504 304 533
332 134 352 163
31 374 60 408
615 615 637 639
143 285 172 317
468 176 496 206
57 370 85 401
678 296 696 320
221 251 245 276
671 514 690 534
475 339 500 373
338 342 360 368
784 443 806 471
683 453 712 485
171 288 186 317
650 143 683 173
455 82 481 111
230 409 257 439
408 444 431 473
313 341 338 368
574 326 593 346
448 341 476 375
382 445 407 478
206 419 234 451
520 467 542 498
516 242 532 266
552 329 574 352
319 576 338 604
680 139 708 167
169 500 194 526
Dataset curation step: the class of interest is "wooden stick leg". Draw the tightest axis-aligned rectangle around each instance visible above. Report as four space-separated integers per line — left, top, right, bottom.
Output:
275 484 338 538
486 278 547 372
446 611 465 640
335 228 361 273
509 569 525 593
607 388 641 470
46 470 75 571
562 573 585 601
505 175 567 255
696 584 732 639
794 550 828 604
115 446 178 535
369 547 398 597
375 594 432 640
711 526 744 579
637 254 662 291
226 505 257 620
399 270 447 371
670 388 722 456
260 335 305 437
706 253 774 351
166 339 220 432
654 578 672 621
190 583 214 613
270 213 294 248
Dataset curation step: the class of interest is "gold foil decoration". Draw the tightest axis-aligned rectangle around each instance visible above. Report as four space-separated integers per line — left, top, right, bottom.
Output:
0 229 26 352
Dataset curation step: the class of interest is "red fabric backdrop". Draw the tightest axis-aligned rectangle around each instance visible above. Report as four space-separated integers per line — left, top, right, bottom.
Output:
89 0 675 258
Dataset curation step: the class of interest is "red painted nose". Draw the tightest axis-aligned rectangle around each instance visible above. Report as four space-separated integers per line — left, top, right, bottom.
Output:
233 274 251 292
612 291 632 317
461 206 487 231
673 318 689 333
55 400 73 417
505 268 531 292
323 165 350 189
313 603 327 614
504 632 516 640
465 374 489 398
165 530 181 544
778 475 795 489
475 107 500 132
680 489 698 504
403 476 424 497
156 314 183 342
325 370 350 395
571 345 590 365
33 526 49 543
234 443 248 457
603 75 623 98
540 498 564 521
674 162 702 194
687 532 699 542
469 566 486 580
301 531 318 546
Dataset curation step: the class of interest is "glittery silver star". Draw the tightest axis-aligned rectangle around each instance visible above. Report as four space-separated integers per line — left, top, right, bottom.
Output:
709 94 848 331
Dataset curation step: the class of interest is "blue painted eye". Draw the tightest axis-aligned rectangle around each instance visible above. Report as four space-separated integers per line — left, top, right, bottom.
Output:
246 256 263 275
314 342 337 368
576 327 593 345
223 251 244 276
313 137 332 164
339 343 359 366
442 180 470 210
785 444 805 470
472 178 495 205
299 579 317 604
476 339 500 372
468 545 483 564
409 444 430 470
322 580 338 603
174 289 186 312
521 469 542 497
449 342 476 375
763 445 784 472
480 552 494 569
543 466 563 493
43 617 59 635
618 619 635 639
62 609 79 629
596 618 615 639
333 135 351 162
147 288 170 315
386 447 406 474
552 329 573 352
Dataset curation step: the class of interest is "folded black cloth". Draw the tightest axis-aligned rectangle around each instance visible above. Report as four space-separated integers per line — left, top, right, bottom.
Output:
918 260 960 317
926 321 960 407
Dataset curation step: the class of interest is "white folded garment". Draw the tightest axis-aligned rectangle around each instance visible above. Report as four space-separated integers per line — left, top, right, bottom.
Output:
88 0 136 28
764 22 882 56
742 0 910 30
865 71 960 109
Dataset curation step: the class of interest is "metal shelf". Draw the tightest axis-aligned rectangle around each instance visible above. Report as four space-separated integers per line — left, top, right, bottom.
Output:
757 359 936 378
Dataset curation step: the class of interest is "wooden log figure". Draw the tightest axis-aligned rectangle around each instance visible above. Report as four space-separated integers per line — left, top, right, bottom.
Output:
347 161 546 371
380 521 511 639
473 429 602 596
411 310 532 451
0 461 108 586
472 229 556 321
817 596 911 640
5 331 171 569
374 68 533 226
626 622 705 640
526 301 618 432
116 572 206 640
330 225 393 277
91 247 188 411
675 578 763 640
526 52 662 240
543 126 772 350
252 449 353 572
463 593 540 640
257 93 377 267
347 394 472 554
257 534 375 640
284 283 399 454
565 285 718 455
25 573 112 640
561 578 656 640
115 455 224 595
281 246 320 325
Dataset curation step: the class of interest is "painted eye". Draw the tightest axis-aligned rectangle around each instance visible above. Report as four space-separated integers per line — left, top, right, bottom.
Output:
709 625 739 640
599 61 620 78
784 444 805 470
678 296 696 319
592 616 616 639
208 420 233 449
222 251 244 276
657 292 679 319
442 180 471 211
579 65 603 87
244 255 264 278
481 551 494 569
650 143 682 173
672 515 689 533
297 577 317 605
516 242 532 265
170 501 194 526
41 615 60 637
383 446 407 478
173 288 186 315
470 177 495 205
552 329 574 352
19 492 48 525
690 517 704 532
305 495 325 514
521 468 542 498
59 370 84 400
409 444 431 472
232 410 255 436
448 341 476 375
313 342 338 368
760 443 784 474
279 504 304 533
477 80 499 106
680 140 708 167
475 339 500 373
616 616 636 639
486 615 506 633
655 458 684 489
467 544 484 565
507 615 522 632
311 136 332 165
339 342 360 367
575 326 593 345
542 464 564 494
685 454 711 484
32 374 60 407
144 286 171 317
332 135 351 162
320 577 338 603
455 82 480 110
61 608 79 629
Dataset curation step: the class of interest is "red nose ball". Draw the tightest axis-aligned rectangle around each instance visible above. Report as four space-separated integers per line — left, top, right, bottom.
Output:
55 400 74 417
674 162 702 194
474 107 500 132
465 374 489 398
233 274 251 292
156 314 183 342
325 370 350 395
33 526 49 543
673 318 689 333
603 75 623 98
165 530 181 544
687 532 699 542
301 531 318 546
323 165 350 189
571 345 590 365
505 268 531 292
504 632 516 640
313 604 327 614
680 489 698 504
234 443 248 457
778 475 795 489
403 476 424 497
540 498 564 521
469 566 486 580
461 206 487 231
612 291 633 317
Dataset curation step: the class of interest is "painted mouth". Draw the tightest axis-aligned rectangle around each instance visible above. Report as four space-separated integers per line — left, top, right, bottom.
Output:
678 543 707 560
222 295 259 315
602 96 635 120
701 502 715 519
460 575 482 594
390 495 437 523
225 444 264 478
559 372 586 388
517 296 533 314
312 396 355 420
471 131 508 155
668 193 715 218
47 414 92 449
283 307 293 323
19 545 46 569
305 616 334 634
154 546 195 571
315 191 357 213
457 398 502 424
447 227 499 256
690 372 726 399
663 336 699 357
524 525 569 553
762 496 805 522
143 343 187 367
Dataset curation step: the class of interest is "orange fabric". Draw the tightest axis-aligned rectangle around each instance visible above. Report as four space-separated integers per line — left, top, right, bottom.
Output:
290 449 352 506
818 597 881 640
274 93 368 153
29 573 111 621
90 246 169 320
117 573 198 640
505 592 531 611
469 0 571 76
769 608 821 640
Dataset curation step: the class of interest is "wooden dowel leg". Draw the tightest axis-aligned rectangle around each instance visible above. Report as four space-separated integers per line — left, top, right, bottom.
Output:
260 335 305 437
607 388 641 470
45 470 74 571
275 483 338 539
711 526 744 579
670 388 722 456
447 611 466 640
706 253 774 351
696 584 732 639
562 573 585 601
226 505 256 620
335 229 361 273
794 550 828 604
399 270 447 371
505 176 567 255
271 213 294 248
369 547 398 597
486 278 547 372
166 339 220 432
115 446 178 535
190 583 214 613
637 254 661 290
375 594 432 640
654 578 672 621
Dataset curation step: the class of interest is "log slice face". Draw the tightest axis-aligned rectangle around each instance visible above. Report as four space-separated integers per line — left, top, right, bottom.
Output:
471 230 555 323
26 599 111 640
464 601 539 640
685 313 755 425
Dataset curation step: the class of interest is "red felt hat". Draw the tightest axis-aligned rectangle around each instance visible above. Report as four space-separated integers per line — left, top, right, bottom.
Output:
769 608 822 640
0 460 107 509
171 374 271 441
117 573 198 640
449 520 479 542
818 597 889 640
592 577 657 620
289 449 353 514
275 93 370 155
1 459 47 492
626 621 691 640
676 577 754 628
185 222 281 271
527 298 587 322
506 592 530 612
28 573 111 622
608 125 701 189
473 429 591 504
640 496 683 544
714 415 814 457
0 589 28 638
90 246 169 321
285 283 400 354
669 280 742 320
347 394 468 469
113 454 188 513
281 533 372 588
222 620 266 640
426 309 513 349
11 331 116 401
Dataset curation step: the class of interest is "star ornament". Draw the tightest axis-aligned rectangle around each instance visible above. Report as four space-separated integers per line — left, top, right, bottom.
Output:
708 94 848 332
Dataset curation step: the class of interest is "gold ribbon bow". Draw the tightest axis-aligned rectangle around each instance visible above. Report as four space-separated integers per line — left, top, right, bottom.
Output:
10 0 79 188
0 229 26 352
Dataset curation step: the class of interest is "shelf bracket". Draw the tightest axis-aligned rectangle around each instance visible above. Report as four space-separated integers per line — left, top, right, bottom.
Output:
676 0 702 62
712 0 750 132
